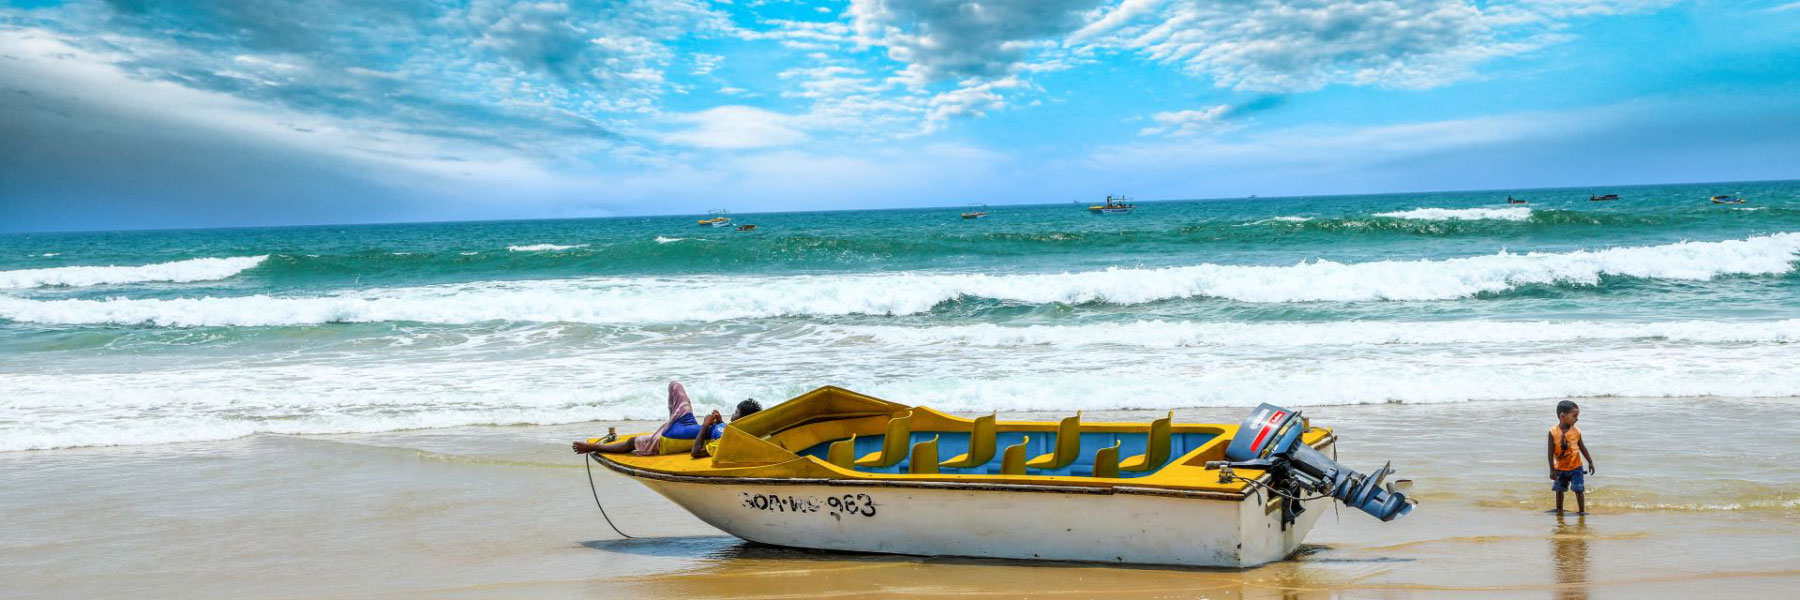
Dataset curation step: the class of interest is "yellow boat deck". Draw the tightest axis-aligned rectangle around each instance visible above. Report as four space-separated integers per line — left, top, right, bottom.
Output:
594 386 1331 497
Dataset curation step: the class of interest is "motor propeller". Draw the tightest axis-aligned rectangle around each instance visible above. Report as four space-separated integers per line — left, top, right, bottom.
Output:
1208 403 1415 524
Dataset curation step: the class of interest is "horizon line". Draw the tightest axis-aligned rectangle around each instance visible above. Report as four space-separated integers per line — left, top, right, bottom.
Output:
4 176 1792 236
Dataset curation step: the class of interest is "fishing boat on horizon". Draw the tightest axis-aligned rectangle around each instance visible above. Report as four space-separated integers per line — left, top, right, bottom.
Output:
585 386 1414 568
1710 195 1746 204
1088 195 1135 215
1588 194 1619 202
961 204 990 219
698 209 732 227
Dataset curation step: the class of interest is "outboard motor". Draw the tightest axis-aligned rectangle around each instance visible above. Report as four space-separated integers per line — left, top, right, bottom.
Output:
1208 403 1414 525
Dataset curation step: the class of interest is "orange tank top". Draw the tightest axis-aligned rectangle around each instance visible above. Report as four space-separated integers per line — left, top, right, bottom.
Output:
1550 425 1583 471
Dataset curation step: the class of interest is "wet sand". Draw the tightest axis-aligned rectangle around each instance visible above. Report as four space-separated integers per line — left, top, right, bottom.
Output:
4 397 1798 599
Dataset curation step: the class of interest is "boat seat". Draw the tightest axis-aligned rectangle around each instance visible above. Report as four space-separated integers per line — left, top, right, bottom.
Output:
826 434 857 468
939 412 997 469
909 436 941 475
855 411 913 468
1120 411 1174 472
1092 441 1122 478
1000 436 1031 475
1026 412 1082 470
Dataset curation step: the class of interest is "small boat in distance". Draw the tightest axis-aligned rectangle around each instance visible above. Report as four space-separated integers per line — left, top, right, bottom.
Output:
1710 195 1746 204
735 224 757 232
1506 196 1528 204
1589 194 1619 202
1088 195 1135 215
961 204 990 219
698 209 732 227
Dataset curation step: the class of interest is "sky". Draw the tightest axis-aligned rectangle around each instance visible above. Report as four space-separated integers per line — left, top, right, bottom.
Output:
1 0 1797 232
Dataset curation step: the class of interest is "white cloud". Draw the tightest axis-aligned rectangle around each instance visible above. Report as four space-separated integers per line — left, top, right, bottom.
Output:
1139 105 1231 136
661 105 807 149
924 76 1028 131
1072 0 1677 92
692 53 725 75
738 19 857 50
848 0 1105 82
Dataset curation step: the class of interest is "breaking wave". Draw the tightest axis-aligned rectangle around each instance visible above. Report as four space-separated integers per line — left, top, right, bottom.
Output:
0 256 267 289
506 243 586 252
1373 207 1533 221
2 233 1796 326
839 319 1800 348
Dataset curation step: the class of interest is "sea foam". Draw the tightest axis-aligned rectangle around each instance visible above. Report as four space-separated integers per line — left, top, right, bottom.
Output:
0 255 267 288
7 337 1800 451
1374 207 1532 221
837 319 1800 348
506 243 586 252
2 233 1797 326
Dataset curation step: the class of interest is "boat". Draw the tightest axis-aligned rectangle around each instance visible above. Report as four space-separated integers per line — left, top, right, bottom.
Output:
1506 196 1528 204
1710 195 1746 204
698 210 732 227
961 204 989 220
735 224 757 232
586 386 1414 568
1088 195 1135 215
1588 194 1619 202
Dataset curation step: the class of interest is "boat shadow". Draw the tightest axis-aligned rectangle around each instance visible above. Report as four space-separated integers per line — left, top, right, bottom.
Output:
581 537 1403 572
578 535 747 559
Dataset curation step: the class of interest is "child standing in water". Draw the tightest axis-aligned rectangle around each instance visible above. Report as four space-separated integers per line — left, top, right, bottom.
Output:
1548 400 1597 514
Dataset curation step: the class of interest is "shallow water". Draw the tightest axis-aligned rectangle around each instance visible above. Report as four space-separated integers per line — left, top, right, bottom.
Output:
3 398 1795 598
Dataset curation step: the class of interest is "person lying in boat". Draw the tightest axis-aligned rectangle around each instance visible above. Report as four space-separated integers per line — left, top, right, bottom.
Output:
570 381 758 456
688 399 763 459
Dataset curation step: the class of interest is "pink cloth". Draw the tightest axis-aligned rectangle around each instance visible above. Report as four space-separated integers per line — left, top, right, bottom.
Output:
632 381 694 456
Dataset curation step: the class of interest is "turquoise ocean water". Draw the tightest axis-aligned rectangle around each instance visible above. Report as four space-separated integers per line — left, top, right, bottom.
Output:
3 180 1799 451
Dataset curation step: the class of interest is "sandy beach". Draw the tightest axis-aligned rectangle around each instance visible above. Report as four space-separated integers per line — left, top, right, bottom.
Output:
5 396 1796 599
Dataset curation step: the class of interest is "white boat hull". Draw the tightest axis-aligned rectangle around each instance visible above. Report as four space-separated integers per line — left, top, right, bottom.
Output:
615 455 1331 568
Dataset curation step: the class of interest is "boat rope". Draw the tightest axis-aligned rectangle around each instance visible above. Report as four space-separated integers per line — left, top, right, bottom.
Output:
584 453 635 539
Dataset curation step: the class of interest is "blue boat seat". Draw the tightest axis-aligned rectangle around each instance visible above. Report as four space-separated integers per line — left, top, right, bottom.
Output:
939 412 997 469
855 411 912 468
1120 411 1173 472
1026 412 1082 470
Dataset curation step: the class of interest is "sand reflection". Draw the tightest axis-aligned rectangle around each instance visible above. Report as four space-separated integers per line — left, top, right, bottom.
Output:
1551 514 1590 600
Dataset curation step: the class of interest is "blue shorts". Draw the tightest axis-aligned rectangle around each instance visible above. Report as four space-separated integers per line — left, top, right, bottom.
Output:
1552 468 1586 493
662 412 725 440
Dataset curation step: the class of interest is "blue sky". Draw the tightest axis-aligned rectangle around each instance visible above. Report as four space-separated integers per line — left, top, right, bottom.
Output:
1 0 1797 231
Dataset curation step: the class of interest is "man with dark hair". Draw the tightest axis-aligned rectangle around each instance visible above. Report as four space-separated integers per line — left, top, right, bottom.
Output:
690 398 762 459
1548 400 1597 515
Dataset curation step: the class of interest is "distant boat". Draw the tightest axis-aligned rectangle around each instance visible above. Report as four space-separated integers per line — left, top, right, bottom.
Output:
698 209 732 227
1088 195 1135 215
1710 195 1746 204
735 224 758 232
1506 196 1528 205
961 204 990 220
1588 194 1619 202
